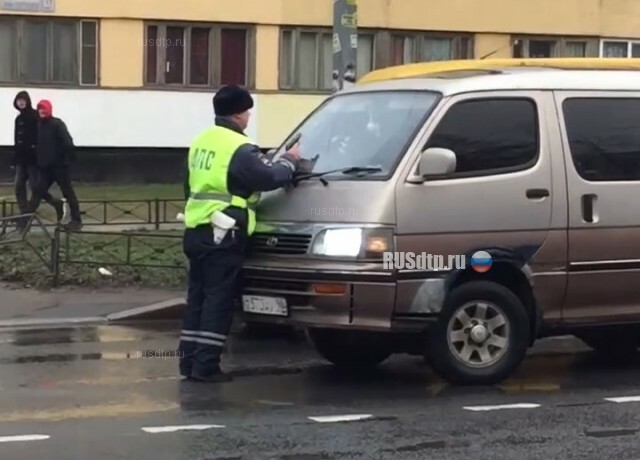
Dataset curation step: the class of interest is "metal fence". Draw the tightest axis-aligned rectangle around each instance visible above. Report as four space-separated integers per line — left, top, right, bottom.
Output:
0 211 185 286
52 228 185 286
0 198 186 229
0 213 57 272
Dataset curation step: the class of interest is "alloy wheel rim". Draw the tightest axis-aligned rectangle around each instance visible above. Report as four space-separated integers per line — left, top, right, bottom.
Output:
446 301 510 368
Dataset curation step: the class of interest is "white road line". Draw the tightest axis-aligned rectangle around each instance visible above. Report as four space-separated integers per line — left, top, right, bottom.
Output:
0 435 50 443
605 396 640 403
141 424 224 433
308 414 373 423
463 403 541 412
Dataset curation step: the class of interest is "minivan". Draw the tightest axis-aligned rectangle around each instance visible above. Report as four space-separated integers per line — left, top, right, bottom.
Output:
241 58 640 385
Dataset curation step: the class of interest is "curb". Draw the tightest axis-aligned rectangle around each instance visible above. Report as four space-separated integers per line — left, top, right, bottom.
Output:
106 298 186 322
0 299 187 331
0 316 108 330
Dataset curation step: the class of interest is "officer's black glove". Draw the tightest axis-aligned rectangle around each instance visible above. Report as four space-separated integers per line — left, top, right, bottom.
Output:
296 158 315 175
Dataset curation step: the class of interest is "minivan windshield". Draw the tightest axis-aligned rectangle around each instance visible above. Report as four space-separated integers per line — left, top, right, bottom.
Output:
276 91 440 179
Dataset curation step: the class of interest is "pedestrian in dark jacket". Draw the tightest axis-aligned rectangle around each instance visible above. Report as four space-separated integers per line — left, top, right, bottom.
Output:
12 91 59 218
26 100 82 231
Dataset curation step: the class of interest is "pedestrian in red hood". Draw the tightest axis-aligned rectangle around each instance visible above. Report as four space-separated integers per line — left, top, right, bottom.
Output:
25 100 83 231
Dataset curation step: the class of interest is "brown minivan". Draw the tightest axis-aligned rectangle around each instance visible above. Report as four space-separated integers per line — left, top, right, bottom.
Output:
241 58 640 385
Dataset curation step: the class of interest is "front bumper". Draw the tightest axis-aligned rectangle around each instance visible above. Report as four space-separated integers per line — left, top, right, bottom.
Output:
241 257 425 332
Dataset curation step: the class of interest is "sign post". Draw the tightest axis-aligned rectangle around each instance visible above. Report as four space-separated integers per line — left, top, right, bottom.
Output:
332 0 358 92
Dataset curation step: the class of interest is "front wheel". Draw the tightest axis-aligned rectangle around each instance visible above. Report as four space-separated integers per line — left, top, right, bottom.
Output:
426 281 530 385
307 328 392 369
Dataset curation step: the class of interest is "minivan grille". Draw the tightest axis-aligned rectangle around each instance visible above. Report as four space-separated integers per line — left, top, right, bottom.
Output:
249 232 312 255
244 278 311 293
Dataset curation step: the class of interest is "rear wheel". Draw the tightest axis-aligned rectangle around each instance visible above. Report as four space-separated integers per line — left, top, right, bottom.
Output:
307 328 392 369
426 281 530 385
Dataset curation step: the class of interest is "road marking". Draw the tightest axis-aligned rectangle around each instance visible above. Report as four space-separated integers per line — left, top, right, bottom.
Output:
257 400 294 406
56 376 179 386
499 383 561 393
0 399 179 422
142 424 225 433
0 434 50 443
605 396 640 403
308 414 373 423
463 403 541 411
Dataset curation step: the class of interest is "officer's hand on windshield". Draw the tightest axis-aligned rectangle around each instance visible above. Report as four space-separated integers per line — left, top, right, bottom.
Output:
287 142 302 160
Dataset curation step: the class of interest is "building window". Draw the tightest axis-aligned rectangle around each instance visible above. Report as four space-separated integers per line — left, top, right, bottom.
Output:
144 23 253 87
563 98 640 182
600 39 640 58
0 17 98 85
390 33 471 65
279 28 375 91
512 36 598 58
425 98 539 176
564 41 587 57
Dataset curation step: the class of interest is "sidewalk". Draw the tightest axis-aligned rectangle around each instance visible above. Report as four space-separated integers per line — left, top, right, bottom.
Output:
0 283 185 324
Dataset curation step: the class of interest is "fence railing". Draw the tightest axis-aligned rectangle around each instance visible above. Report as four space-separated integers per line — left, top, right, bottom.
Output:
53 228 185 286
0 211 185 287
0 213 57 272
0 198 186 229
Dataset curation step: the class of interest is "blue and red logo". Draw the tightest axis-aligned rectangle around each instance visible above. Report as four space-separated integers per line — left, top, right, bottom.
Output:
470 251 492 273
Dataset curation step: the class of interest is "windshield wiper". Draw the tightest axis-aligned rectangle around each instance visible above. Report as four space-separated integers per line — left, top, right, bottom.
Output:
341 166 383 175
294 166 382 185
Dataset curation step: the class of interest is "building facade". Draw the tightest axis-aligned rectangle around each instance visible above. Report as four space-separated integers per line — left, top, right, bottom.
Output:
2 0 640 150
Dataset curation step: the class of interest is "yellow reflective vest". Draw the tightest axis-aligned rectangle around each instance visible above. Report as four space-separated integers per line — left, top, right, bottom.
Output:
184 125 260 234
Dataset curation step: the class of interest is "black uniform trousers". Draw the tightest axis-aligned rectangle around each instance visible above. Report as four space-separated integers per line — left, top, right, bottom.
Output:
28 166 81 222
178 224 246 378
14 164 56 215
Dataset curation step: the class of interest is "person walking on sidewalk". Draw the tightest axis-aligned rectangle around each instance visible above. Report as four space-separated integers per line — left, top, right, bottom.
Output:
12 91 61 223
178 85 302 383
26 100 82 231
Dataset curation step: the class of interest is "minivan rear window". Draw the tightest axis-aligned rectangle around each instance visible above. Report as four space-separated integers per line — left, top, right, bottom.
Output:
563 98 640 181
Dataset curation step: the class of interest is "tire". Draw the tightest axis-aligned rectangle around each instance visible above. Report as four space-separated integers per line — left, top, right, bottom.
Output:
307 328 392 369
427 281 530 386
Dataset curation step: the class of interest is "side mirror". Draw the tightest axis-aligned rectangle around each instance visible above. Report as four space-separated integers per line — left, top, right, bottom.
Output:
408 147 457 183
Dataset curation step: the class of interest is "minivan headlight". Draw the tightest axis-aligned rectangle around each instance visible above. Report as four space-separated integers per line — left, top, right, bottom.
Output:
310 227 394 259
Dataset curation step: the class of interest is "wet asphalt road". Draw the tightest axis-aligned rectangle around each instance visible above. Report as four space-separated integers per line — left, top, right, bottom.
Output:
2 322 640 459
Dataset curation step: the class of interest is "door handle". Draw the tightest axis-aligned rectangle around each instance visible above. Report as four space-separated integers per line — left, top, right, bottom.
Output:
526 188 550 199
581 193 598 223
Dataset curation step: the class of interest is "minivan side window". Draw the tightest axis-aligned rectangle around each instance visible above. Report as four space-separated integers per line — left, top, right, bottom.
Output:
563 98 640 181
425 98 539 176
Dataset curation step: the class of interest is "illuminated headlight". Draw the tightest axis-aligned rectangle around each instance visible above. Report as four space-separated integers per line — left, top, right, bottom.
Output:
310 227 394 259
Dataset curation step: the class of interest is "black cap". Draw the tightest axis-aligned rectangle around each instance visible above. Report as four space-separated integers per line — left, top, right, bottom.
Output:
213 85 254 116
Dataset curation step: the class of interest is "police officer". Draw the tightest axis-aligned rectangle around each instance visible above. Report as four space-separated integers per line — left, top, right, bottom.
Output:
178 85 301 383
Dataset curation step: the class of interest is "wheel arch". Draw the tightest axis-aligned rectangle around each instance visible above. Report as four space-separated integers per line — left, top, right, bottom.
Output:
445 246 541 346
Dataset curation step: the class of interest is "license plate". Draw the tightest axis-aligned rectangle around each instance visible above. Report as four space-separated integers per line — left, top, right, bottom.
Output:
242 295 288 316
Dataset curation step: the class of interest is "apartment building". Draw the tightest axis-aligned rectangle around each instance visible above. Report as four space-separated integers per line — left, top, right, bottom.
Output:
1 0 640 149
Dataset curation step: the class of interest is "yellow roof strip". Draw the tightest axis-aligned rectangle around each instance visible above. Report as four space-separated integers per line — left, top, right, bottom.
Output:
358 58 640 84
